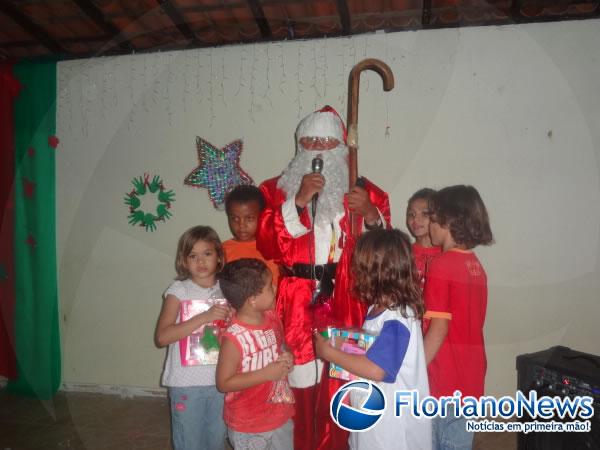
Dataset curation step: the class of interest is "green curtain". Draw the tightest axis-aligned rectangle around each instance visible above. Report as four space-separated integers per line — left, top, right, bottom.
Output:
7 60 61 398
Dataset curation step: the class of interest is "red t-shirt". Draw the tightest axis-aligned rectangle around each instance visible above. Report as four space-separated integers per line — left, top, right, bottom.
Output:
412 243 442 287
223 239 280 286
423 249 487 398
221 310 294 433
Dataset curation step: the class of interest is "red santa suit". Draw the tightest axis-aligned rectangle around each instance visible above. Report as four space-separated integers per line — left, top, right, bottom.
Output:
257 106 391 450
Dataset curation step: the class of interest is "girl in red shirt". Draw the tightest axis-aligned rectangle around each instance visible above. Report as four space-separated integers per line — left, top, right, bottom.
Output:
423 185 494 450
406 188 442 286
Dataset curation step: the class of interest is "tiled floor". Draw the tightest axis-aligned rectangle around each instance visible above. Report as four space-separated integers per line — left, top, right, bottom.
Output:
0 390 516 450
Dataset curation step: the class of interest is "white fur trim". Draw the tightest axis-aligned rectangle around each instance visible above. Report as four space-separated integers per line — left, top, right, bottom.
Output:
296 110 345 142
288 359 324 388
282 197 309 238
363 207 386 229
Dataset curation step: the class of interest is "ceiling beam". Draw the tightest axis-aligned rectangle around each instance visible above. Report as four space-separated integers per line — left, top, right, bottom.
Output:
421 0 432 26
156 0 197 43
0 1 65 54
73 0 133 52
509 0 525 23
246 0 272 38
3 36 109 48
5 12 600 61
335 0 352 34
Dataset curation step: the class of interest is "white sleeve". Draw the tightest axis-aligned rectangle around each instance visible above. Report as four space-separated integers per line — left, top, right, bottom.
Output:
362 207 386 230
164 280 185 300
281 197 310 238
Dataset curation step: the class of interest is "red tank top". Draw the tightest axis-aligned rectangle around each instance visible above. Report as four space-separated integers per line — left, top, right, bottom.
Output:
221 310 294 433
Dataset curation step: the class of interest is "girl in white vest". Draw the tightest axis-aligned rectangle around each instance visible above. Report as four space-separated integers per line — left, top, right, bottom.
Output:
315 228 432 450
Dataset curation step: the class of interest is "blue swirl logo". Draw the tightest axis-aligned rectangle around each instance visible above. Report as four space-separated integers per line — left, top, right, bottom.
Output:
330 381 387 432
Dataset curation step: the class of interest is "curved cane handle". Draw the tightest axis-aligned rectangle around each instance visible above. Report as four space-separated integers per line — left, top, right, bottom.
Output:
347 59 394 187
346 59 394 237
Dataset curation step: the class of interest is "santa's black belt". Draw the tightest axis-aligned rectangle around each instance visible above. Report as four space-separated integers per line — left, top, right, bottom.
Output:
285 263 337 298
288 263 337 280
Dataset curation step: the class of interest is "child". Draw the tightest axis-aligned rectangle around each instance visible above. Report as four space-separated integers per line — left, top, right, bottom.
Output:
406 188 441 285
155 225 231 450
423 185 494 450
216 258 295 449
314 229 432 450
223 185 279 285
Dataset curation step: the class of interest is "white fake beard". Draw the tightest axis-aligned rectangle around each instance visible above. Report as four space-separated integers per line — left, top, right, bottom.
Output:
277 145 349 227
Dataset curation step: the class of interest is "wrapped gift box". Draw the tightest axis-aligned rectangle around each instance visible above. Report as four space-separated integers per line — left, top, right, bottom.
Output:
179 298 228 366
328 328 378 381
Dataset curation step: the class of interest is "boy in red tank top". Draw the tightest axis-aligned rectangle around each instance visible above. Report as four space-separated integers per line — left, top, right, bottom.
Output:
216 258 294 449
423 185 494 450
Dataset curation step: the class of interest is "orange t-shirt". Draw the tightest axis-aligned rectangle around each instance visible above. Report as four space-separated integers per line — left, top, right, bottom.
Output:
223 239 280 286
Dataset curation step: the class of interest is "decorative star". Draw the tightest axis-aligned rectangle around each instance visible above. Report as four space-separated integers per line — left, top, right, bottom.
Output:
23 178 35 198
25 234 37 249
48 135 59 149
184 138 253 210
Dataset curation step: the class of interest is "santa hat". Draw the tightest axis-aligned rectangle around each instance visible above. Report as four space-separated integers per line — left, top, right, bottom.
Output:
296 105 347 144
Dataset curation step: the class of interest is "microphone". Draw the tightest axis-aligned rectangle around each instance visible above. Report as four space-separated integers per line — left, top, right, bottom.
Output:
311 155 323 219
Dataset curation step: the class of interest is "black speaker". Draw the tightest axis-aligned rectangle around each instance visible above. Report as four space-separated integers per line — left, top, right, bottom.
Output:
516 346 600 450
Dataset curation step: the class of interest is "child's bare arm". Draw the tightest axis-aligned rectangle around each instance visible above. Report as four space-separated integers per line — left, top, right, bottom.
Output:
216 338 290 393
314 333 386 382
424 317 449 365
154 295 230 347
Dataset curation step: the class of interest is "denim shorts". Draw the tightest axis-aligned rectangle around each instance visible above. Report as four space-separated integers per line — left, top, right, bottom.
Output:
432 404 474 450
169 385 226 450
228 419 293 450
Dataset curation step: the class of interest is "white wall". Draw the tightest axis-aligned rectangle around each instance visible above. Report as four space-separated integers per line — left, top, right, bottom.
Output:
57 19 600 396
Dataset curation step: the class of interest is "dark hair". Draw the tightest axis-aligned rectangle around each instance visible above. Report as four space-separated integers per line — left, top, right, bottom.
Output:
218 258 270 310
175 226 224 280
352 229 424 320
429 185 494 249
408 187 436 206
225 185 265 214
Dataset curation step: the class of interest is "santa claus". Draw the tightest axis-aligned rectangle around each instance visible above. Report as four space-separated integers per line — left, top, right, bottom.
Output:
257 106 391 450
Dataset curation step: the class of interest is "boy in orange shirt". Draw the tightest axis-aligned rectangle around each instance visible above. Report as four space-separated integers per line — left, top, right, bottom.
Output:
223 185 279 285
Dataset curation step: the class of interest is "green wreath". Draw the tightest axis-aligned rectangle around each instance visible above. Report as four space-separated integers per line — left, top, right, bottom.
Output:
124 174 175 232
